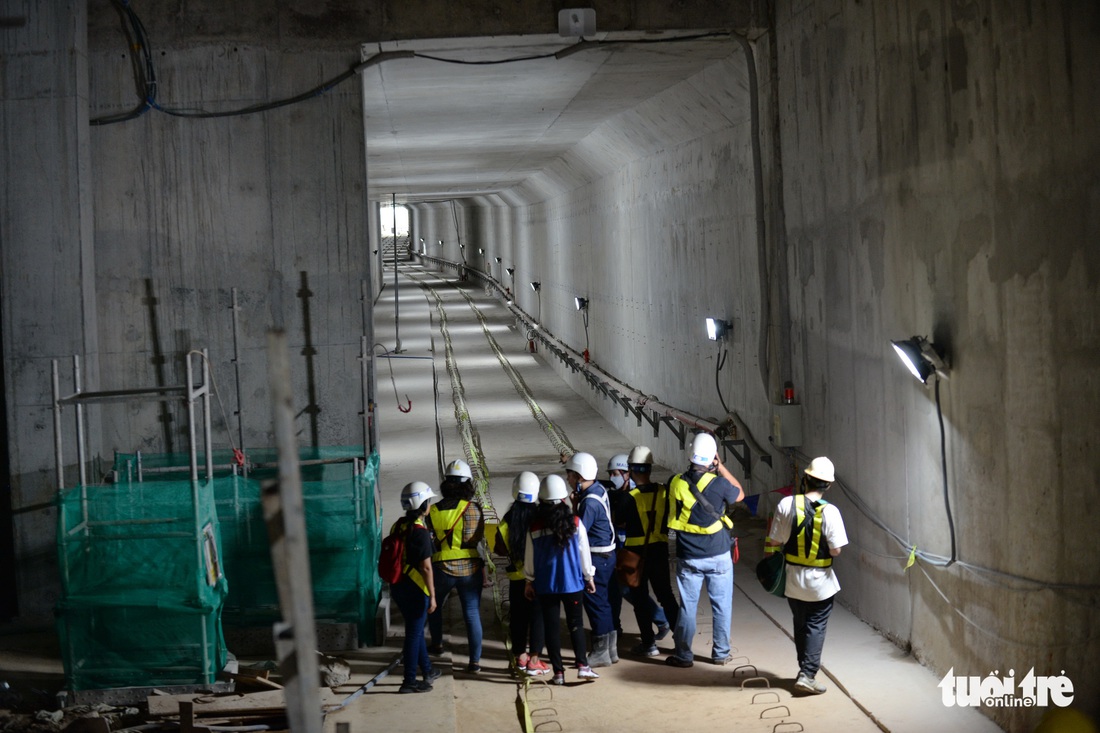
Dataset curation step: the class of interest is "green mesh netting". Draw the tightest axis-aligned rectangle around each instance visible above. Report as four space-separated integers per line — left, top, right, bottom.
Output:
56 479 229 691
111 448 383 643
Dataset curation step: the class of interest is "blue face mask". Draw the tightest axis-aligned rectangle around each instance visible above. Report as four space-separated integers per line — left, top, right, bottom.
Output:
609 474 625 489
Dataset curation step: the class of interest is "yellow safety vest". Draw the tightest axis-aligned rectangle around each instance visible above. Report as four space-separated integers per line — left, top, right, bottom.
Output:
784 495 832 568
391 517 431 596
430 500 480 562
667 473 734 534
496 521 526 581
624 484 669 546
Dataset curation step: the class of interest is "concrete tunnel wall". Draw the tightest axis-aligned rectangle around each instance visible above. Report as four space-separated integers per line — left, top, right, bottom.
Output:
411 7 1100 730
1 2 1097 729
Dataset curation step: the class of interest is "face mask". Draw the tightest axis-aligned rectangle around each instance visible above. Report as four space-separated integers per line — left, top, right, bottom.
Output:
609 474 625 489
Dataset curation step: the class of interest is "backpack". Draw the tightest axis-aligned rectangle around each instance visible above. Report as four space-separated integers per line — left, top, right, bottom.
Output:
378 524 407 585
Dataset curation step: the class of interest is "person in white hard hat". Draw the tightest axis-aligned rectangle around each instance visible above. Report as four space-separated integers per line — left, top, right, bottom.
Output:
492 471 548 677
563 451 617 667
524 474 600 686
767 456 848 695
664 432 744 668
392 481 441 694
427 458 486 672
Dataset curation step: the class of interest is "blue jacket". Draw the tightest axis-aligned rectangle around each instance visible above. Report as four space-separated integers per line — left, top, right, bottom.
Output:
575 481 615 553
528 517 586 595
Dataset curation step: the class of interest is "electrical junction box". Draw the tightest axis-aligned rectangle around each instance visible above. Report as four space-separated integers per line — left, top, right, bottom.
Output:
558 8 596 37
772 404 803 448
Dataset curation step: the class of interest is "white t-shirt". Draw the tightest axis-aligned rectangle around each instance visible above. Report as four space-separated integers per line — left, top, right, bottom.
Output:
768 494 848 602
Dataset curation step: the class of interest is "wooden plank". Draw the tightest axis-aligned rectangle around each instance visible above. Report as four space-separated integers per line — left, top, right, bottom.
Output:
147 689 340 718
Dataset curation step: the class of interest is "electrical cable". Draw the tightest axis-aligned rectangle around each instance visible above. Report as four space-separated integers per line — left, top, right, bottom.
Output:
935 377 957 567
92 4 734 125
714 341 730 414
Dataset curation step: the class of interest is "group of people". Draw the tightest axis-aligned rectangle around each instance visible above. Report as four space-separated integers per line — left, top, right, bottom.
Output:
389 433 847 697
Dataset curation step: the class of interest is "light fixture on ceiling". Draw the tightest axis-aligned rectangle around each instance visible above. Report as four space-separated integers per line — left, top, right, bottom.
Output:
574 297 588 311
706 317 731 341
891 336 949 384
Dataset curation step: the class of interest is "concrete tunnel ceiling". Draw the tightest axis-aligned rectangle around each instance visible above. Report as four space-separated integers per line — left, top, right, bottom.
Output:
360 31 739 204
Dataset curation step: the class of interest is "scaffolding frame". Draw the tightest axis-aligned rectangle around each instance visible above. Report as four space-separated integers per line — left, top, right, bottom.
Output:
52 350 228 697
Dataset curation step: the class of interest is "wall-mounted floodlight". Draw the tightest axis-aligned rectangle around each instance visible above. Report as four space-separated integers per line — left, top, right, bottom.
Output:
495 257 502 263
419 237 424 243
574 297 588 311
478 247 484 255
706 317 731 341
891 336 950 384
438 239 443 246
459 243 465 250
530 281 541 292
507 267 515 276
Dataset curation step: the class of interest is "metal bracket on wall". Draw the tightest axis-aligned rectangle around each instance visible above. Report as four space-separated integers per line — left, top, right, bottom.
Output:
661 416 687 449
721 438 752 478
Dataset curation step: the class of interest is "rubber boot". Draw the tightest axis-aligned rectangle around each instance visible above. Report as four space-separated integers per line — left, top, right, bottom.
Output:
609 630 619 663
588 632 613 668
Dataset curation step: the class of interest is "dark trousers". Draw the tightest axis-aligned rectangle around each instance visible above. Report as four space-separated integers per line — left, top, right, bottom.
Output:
633 543 679 645
391 579 433 685
788 595 835 678
509 578 545 658
582 553 616 635
539 590 588 673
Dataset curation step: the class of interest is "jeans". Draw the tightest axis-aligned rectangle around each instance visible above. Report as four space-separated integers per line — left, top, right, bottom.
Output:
509 578 544 658
391 579 433 685
671 551 733 662
582 553 616 636
428 569 483 663
539 591 588 673
789 595 834 678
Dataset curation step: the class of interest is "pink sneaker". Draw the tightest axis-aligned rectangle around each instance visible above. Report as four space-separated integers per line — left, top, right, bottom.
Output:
516 653 529 671
525 658 550 676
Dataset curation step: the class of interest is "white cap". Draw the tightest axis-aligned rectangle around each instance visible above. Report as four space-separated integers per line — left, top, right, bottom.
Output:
512 471 540 503
400 481 436 511
539 474 570 503
445 459 473 480
805 456 835 483
689 433 718 467
564 452 598 481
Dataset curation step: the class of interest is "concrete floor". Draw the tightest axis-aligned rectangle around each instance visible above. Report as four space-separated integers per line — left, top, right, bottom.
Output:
325 263 1003 733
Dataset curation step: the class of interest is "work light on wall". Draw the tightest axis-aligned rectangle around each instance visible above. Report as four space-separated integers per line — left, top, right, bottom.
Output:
574 297 588 311
575 297 590 362
891 336 950 384
530 281 541 292
705 317 731 341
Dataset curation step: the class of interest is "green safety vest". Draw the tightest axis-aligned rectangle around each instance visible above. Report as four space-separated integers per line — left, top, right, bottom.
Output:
784 495 832 568
667 473 733 534
430 500 480 562
624 484 669 546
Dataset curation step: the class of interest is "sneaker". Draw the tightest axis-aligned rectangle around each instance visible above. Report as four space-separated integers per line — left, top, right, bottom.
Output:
794 673 827 694
425 668 442 684
428 644 444 656
516 653 529 671
576 664 600 680
712 654 734 665
465 662 481 673
398 680 433 694
654 624 671 641
551 671 565 686
525 659 551 676
630 642 660 657
665 655 694 668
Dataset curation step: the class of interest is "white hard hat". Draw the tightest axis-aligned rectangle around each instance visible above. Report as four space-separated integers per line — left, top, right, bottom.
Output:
607 454 629 472
804 457 836 483
400 481 436 511
539 474 570 503
512 471 540 503
689 433 718 467
627 446 654 466
564 452 598 481
445 459 473 481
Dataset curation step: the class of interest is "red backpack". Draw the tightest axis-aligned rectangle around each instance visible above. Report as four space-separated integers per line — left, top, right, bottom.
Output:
378 524 407 585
